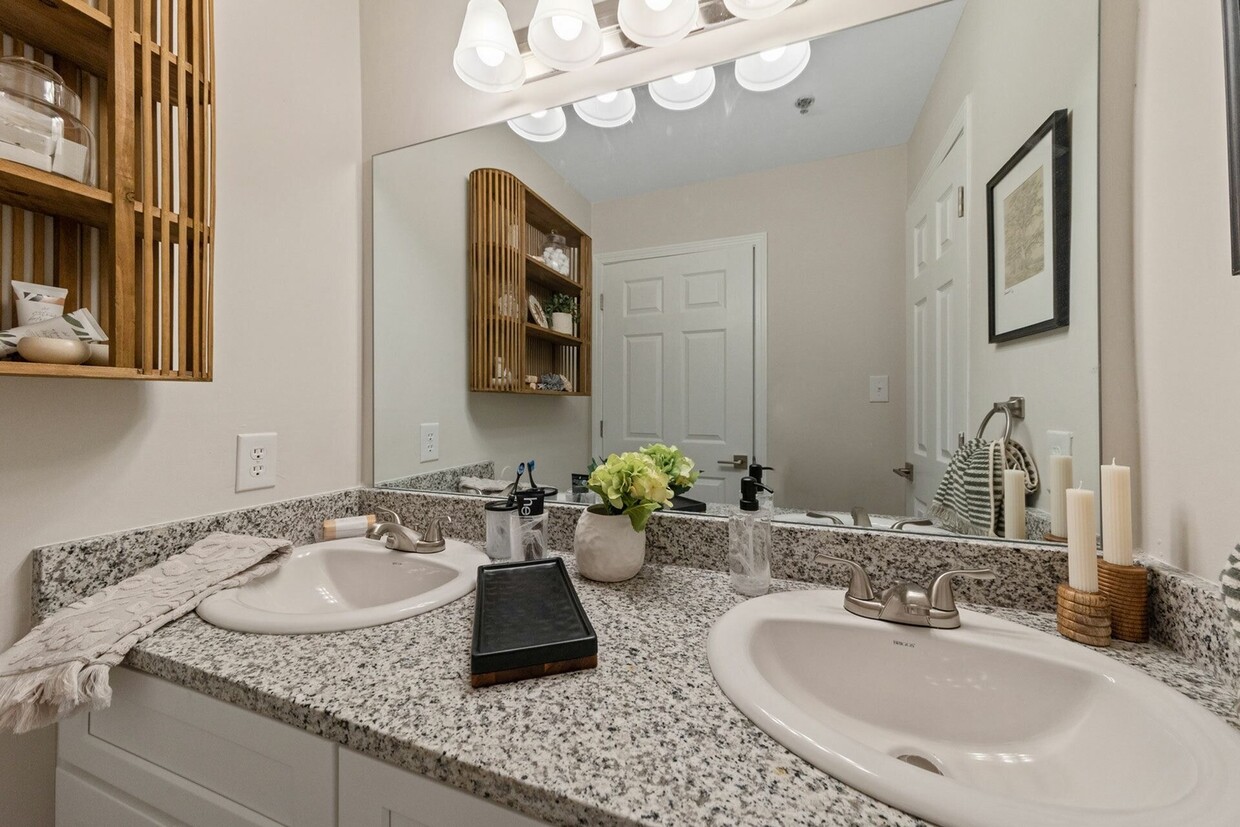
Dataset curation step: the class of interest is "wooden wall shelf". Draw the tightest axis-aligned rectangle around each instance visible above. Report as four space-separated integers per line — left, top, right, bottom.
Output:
0 0 216 381
469 168 592 396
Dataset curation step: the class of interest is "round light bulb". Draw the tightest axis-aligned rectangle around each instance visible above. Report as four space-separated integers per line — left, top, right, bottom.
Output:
645 0 674 10
596 90 619 103
475 45 506 67
550 14 584 41
759 46 787 63
672 70 697 85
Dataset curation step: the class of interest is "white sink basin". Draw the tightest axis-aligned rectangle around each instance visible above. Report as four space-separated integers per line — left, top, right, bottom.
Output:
197 537 488 634
708 590 1240 827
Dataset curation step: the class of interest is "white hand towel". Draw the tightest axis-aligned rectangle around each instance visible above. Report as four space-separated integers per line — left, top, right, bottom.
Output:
0 533 290 733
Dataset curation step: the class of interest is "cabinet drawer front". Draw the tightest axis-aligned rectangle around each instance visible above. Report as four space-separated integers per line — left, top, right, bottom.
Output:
56 767 180 827
60 667 336 827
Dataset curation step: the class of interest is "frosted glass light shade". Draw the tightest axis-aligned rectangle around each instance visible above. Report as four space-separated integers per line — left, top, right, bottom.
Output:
454 0 525 93
573 88 637 128
734 40 811 92
529 0 603 71
724 0 796 20
617 0 698 47
508 107 568 142
649 66 716 111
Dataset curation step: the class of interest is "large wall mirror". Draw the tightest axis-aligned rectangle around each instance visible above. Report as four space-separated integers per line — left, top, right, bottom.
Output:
372 0 1101 544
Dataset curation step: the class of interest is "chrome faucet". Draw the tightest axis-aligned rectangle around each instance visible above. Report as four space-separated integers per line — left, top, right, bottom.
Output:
850 507 873 528
365 514 453 554
805 511 844 525
890 517 934 531
815 555 996 629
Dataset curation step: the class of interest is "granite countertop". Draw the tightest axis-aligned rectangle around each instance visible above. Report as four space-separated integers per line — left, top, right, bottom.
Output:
124 557 1240 827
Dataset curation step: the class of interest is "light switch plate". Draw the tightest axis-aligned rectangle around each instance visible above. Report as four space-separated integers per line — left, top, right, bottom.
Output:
1047 430 1074 456
869 375 890 403
236 433 277 492
420 422 439 462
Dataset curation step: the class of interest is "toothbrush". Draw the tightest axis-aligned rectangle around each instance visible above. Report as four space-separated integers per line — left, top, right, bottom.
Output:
527 459 538 491
507 462 525 495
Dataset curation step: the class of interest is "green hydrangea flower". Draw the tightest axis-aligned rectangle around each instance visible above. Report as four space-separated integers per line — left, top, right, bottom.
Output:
640 443 701 497
587 451 674 532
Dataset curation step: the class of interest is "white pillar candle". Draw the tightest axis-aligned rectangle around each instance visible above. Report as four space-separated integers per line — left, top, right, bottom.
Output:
1066 484 1098 592
1101 459 1134 566
1049 454 1073 537
1004 469 1027 540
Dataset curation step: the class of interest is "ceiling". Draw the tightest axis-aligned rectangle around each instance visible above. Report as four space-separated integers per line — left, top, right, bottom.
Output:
528 0 966 203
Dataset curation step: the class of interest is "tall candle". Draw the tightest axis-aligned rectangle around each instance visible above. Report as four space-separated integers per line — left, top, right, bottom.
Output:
1049 454 1073 537
1066 484 1098 592
1004 469 1027 540
1101 459 1134 566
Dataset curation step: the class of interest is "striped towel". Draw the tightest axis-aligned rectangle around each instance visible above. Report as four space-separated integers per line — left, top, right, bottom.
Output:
928 438 1039 537
1222 546 1240 711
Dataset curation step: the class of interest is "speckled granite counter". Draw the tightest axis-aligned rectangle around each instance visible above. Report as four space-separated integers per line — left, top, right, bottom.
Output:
120 556 1240 827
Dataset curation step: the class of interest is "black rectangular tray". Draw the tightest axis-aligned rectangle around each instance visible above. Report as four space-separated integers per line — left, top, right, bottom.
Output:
470 558 597 687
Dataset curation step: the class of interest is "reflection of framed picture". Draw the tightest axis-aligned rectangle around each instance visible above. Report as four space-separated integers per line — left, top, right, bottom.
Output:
986 109 1071 343
527 294 548 327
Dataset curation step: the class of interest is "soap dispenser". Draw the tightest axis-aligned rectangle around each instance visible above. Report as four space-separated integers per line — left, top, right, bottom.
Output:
729 476 774 596
748 462 775 512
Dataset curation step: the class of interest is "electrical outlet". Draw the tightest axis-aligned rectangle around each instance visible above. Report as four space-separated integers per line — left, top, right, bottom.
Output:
236 433 277 492
420 422 439 462
1047 430 1074 456
869 375 890 403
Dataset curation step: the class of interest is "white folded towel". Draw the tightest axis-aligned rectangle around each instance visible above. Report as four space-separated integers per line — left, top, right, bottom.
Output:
459 476 513 495
0 533 290 733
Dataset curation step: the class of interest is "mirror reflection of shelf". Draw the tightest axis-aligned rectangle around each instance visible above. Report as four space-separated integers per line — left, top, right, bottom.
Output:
468 167 591 397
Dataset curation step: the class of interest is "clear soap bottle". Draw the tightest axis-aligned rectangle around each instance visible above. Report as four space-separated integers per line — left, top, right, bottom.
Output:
729 476 774 596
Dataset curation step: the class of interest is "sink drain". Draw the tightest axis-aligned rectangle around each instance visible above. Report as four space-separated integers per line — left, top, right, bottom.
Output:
896 754 943 775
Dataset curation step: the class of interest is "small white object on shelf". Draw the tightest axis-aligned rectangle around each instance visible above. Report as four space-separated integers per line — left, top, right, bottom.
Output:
16 337 91 365
542 231 571 275
528 294 548 327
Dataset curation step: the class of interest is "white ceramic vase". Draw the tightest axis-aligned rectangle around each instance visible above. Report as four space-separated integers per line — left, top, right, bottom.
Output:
574 507 646 582
551 312 574 335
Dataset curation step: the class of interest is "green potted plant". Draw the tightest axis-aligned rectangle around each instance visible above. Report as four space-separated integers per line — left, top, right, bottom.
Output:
575 451 673 581
543 293 578 336
639 443 700 497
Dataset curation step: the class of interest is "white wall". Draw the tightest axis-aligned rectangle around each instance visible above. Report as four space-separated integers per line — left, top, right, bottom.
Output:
0 2 365 823
593 146 909 514
907 0 1102 509
372 125 593 489
1133 0 1240 577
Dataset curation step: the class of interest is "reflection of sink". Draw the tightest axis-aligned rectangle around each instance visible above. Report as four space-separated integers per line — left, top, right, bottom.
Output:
708 590 1240 826
776 512 952 534
197 537 488 634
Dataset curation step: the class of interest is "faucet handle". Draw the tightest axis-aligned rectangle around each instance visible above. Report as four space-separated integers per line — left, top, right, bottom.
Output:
416 515 453 552
815 554 876 601
928 568 996 613
374 506 401 526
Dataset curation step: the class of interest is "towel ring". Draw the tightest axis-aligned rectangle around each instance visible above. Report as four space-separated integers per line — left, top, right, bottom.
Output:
976 397 1026 443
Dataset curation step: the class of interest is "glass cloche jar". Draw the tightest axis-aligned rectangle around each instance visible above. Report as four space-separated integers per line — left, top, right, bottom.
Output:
542 231 570 276
0 57 95 184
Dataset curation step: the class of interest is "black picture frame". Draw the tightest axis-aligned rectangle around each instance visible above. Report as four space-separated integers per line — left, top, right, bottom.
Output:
1223 0 1240 275
986 109 1072 343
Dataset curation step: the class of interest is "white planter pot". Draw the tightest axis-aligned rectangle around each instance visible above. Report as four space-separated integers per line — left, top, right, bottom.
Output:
551 312 574 335
574 508 646 582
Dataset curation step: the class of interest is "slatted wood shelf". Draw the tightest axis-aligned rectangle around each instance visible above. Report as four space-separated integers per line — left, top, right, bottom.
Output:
525 255 584 294
0 158 113 227
526 323 581 347
133 34 213 102
0 0 113 77
0 362 139 379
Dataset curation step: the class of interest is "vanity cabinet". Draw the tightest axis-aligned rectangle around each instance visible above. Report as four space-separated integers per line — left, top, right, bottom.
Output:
57 668 544 827
468 168 592 396
0 0 216 380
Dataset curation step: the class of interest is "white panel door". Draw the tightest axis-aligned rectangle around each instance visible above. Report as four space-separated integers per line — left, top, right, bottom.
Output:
600 242 756 505
906 128 968 515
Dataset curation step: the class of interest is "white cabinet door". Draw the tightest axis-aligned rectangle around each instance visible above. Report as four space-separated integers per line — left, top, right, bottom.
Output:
338 749 546 827
58 667 336 827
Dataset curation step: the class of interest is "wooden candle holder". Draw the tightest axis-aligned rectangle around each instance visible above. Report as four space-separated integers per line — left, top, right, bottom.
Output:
1056 583 1112 647
1098 560 1150 642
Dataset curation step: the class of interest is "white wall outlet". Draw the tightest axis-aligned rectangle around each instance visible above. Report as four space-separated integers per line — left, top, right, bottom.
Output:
236 433 277 492
420 422 439 462
869 375 890 403
1047 430 1074 456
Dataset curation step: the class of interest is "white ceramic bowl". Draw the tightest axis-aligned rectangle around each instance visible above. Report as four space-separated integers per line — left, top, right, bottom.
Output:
17 337 91 365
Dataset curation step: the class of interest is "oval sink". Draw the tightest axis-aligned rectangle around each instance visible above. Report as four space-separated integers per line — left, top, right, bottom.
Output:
197 537 488 634
708 590 1240 826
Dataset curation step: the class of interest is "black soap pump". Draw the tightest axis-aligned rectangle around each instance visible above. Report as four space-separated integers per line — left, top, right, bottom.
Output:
730 476 774 596
748 462 775 512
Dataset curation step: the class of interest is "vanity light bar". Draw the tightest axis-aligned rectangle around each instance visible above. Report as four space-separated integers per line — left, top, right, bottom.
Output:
506 0 808 87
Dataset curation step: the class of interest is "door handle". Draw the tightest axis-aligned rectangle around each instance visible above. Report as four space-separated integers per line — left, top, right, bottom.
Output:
893 462 914 481
717 454 748 469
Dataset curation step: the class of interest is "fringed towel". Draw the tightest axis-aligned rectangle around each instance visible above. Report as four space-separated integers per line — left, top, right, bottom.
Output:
0 533 290 733
928 438 1040 537
1222 545 1240 711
